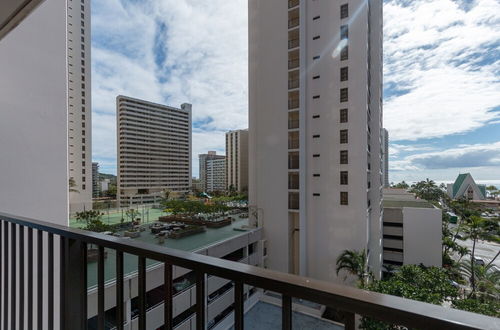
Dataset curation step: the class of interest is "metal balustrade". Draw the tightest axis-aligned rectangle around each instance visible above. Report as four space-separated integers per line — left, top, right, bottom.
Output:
0 212 497 330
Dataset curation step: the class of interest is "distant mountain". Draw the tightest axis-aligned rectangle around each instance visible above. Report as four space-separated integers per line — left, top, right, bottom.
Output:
98 172 116 184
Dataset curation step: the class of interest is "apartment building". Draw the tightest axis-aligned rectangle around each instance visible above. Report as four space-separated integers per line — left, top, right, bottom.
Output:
383 189 442 271
382 128 389 187
199 151 226 193
117 96 192 206
249 0 384 282
92 162 100 198
206 157 226 192
68 0 92 212
226 129 249 193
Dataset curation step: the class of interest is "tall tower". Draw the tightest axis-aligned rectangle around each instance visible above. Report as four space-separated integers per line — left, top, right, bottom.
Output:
249 0 383 282
68 0 92 212
116 96 192 206
199 151 226 192
382 128 389 187
225 129 249 193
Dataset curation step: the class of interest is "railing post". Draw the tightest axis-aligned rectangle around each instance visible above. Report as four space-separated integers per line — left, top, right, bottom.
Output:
196 271 206 330
234 281 244 330
344 311 355 330
63 239 87 330
282 295 292 330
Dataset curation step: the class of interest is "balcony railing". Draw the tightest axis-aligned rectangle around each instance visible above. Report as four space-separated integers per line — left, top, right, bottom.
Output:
288 38 299 49
288 59 299 70
0 212 496 330
288 79 299 90
288 18 299 29
288 0 299 9
288 99 299 109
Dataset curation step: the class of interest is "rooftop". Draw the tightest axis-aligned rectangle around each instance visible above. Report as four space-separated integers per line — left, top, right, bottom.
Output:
86 214 252 288
383 188 435 209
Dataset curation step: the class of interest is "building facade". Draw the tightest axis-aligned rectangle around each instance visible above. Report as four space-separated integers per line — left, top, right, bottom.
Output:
226 129 249 193
117 96 192 206
382 128 389 187
249 0 383 281
199 151 226 193
68 0 92 213
382 189 442 270
92 162 100 198
206 157 226 192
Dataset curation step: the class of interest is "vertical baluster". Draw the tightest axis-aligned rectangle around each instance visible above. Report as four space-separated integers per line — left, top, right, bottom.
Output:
0 220 2 329
98 246 105 330
11 223 17 330
27 227 33 329
60 236 66 329
138 256 146 330
196 271 205 330
344 311 355 330
64 239 87 330
48 233 54 329
164 262 173 329
116 251 124 330
3 221 9 330
234 281 244 330
19 226 24 330
37 230 43 329
282 295 292 330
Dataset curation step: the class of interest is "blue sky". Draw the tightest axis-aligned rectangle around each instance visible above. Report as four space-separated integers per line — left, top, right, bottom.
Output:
91 0 500 185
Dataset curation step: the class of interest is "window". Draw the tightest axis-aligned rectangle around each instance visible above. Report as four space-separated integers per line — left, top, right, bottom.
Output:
313 15 320 20
340 171 348 185
82 184 86 190
313 154 320 158
313 35 320 40
341 4 349 19
313 134 320 138
313 75 320 79
313 193 320 196
340 150 348 164
341 46 348 61
340 88 348 102
313 55 320 60
340 109 348 123
82 169 85 174
313 115 320 118
340 25 348 39
313 95 320 99
313 174 320 177
340 67 348 81
340 192 348 205
340 129 348 144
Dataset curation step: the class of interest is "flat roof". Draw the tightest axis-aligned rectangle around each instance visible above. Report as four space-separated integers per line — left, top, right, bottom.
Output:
86 215 252 288
383 200 434 209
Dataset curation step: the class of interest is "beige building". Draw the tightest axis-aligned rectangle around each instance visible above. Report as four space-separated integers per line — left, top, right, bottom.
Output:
199 151 226 192
117 96 192 206
383 189 442 271
249 0 383 282
225 129 249 192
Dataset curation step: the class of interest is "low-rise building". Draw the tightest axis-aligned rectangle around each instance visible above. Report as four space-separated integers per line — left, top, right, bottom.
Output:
447 173 486 200
382 189 442 272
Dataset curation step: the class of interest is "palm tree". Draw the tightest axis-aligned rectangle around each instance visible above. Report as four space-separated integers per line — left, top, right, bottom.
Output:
69 177 79 193
336 249 371 287
460 260 500 300
462 215 485 297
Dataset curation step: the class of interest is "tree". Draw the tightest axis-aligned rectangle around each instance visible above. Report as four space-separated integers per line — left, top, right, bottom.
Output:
462 215 485 297
485 185 497 191
460 260 500 300
125 209 140 222
75 210 103 226
452 298 500 317
69 177 79 193
391 181 409 189
409 178 444 202
336 249 371 287
361 265 459 329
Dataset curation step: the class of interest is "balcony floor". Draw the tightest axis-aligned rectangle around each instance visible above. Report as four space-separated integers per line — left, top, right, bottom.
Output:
234 302 342 330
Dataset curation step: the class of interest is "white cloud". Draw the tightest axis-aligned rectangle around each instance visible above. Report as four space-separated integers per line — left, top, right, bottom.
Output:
384 0 500 141
91 0 248 176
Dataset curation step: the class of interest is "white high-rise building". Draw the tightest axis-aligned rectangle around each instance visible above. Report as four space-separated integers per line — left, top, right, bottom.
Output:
382 128 389 187
249 0 383 282
68 0 92 213
199 151 226 192
226 129 249 193
117 96 192 206
206 157 226 192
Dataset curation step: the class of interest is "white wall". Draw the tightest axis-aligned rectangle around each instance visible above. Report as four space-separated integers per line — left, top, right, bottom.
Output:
0 0 68 225
403 207 442 267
